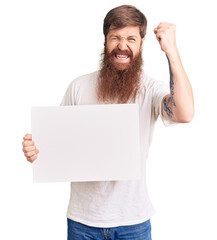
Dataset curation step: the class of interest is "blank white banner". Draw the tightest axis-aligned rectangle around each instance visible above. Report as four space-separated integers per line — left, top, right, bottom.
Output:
31 104 141 182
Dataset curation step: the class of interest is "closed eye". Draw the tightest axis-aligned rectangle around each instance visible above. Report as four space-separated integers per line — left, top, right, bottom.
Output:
128 37 136 42
111 36 119 41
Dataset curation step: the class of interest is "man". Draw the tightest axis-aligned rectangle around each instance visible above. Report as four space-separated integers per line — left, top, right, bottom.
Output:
22 5 194 240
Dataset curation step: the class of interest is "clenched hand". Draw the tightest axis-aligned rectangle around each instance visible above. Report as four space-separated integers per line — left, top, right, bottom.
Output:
22 133 39 163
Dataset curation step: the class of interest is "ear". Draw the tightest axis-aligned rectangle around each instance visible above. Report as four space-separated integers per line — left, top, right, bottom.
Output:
141 36 145 47
104 39 107 47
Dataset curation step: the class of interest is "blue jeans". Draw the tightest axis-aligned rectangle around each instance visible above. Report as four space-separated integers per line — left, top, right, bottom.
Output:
67 218 152 240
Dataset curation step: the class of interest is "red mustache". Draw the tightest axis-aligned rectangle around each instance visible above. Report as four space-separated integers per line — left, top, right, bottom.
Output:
110 48 133 59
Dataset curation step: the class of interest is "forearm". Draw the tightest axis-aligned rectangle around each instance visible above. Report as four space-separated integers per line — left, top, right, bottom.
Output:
166 49 194 122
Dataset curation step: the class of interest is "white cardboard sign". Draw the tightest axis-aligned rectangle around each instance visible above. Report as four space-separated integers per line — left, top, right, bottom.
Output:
31 104 141 182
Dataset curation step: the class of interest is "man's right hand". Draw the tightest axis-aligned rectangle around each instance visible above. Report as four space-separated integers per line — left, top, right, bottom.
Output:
22 133 39 163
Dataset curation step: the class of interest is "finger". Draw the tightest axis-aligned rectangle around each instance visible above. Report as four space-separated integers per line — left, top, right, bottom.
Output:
155 32 163 41
23 145 36 153
22 140 35 147
155 29 167 37
23 133 32 141
155 24 163 31
156 24 174 34
155 28 166 33
27 155 38 163
24 150 37 158
157 22 170 28
155 23 169 32
24 149 39 158
154 27 167 34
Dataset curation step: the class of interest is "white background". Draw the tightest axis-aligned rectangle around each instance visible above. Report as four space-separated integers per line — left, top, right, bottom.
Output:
0 0 216 239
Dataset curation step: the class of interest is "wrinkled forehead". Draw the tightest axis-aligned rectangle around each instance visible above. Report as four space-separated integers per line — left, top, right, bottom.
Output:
107 25 141 38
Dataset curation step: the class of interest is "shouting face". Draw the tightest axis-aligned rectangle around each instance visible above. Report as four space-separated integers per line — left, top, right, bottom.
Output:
97 26 145 104
105 26 144 70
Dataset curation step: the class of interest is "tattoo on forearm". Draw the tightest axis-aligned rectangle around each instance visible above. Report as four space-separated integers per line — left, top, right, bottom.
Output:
163 96 173 119
166 54 176 107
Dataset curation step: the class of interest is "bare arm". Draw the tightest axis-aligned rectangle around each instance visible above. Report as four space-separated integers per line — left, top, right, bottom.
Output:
154 23 194 123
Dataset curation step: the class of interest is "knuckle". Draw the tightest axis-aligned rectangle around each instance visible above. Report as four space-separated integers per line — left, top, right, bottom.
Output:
31 155 37 161
23 146 28 151
27 152 32 157
24 133 32 139
23 141 29 147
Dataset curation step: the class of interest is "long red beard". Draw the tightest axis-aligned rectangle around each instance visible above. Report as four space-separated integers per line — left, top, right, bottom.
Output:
97 47 143 104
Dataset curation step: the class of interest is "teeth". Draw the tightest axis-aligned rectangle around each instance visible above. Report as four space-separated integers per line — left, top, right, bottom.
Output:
116 55 128 59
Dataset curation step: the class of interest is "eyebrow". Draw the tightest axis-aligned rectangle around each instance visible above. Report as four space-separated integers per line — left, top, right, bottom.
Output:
109 34 119 38
128 35 138 39
109 34 138 39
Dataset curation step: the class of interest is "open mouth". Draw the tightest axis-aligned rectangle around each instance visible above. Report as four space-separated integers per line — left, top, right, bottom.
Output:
114 54 130 63
116 54 129 59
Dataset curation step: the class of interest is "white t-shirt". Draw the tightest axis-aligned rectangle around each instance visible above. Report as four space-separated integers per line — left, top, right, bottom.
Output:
61 71 175 228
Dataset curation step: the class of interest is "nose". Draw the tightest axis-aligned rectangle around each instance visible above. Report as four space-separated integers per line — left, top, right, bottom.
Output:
118 38 129 51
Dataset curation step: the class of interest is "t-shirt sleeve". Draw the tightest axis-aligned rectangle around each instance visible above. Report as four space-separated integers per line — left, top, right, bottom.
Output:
151 79 177 127
60 81 76 106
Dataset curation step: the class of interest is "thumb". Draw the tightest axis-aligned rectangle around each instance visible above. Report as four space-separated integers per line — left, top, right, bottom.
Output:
23 133 32 141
